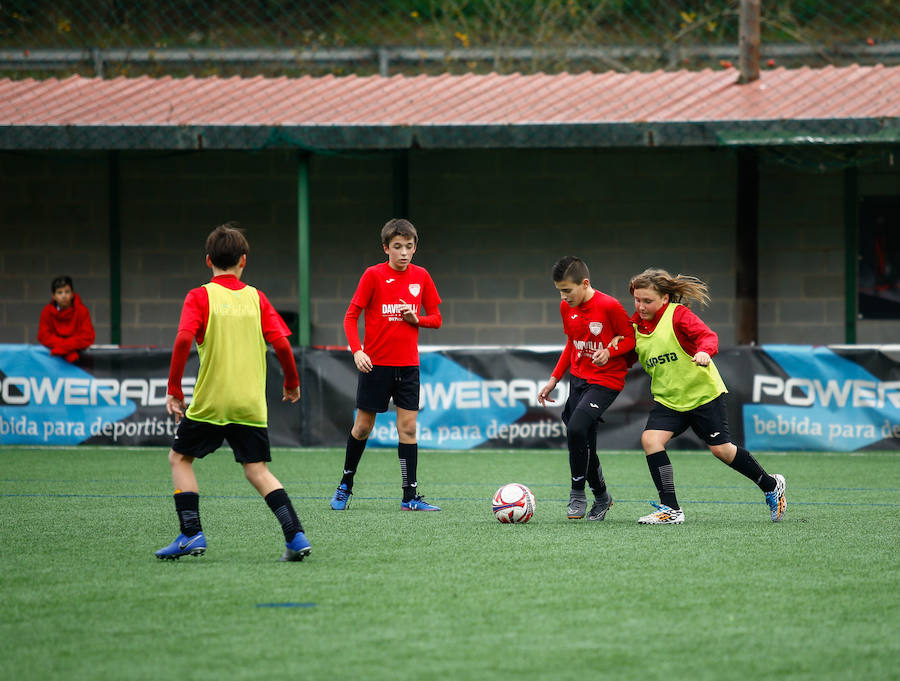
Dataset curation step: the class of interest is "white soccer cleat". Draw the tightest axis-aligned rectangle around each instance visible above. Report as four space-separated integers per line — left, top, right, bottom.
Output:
638 503 685 524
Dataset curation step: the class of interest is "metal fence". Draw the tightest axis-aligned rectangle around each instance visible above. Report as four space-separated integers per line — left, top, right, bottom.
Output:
2 0 899 77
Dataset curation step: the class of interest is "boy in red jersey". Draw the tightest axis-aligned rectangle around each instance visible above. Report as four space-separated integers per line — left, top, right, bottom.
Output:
538 256 635 520
38 276 95 363
329 219 443 512
156 223 310 561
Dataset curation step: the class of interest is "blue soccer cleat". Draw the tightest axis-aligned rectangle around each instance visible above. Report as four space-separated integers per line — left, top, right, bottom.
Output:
280 531 312 562
765 473 787 522
401 495 441 511
155 531 206 560
330 483 352 510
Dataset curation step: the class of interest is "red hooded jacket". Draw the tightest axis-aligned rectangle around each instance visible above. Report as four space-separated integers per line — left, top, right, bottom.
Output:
38 292 95 362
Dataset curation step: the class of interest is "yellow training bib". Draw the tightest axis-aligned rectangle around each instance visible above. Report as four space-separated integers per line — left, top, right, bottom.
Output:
186 283 268 427
634 303 726 412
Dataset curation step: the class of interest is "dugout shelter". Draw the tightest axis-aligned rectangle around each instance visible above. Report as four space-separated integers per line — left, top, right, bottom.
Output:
1 65 899 349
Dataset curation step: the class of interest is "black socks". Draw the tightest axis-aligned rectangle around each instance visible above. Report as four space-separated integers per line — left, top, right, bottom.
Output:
265 488 304 541
644 446 775 512
398 442 418 502
729 446 777 493
646 450 679 509
340 433 368 489
342 433 421 503
174 489 302 544
174 491 202 536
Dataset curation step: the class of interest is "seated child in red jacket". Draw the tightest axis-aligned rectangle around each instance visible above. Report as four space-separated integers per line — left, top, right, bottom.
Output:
38 276 95 363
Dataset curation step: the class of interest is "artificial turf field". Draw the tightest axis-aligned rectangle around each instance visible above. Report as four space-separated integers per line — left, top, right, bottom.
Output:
1 447 898 681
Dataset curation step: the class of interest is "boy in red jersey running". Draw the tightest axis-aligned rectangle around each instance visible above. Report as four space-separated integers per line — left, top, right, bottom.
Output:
329 219 442 511
538 256 635 520
156 223 310 561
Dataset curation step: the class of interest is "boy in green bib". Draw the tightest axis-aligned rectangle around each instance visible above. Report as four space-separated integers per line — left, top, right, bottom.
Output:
628 267 786 524
156 223 310 561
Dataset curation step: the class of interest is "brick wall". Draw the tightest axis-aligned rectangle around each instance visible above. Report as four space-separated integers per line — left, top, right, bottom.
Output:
118 151 299 346
757 163 846 344
0 152 110 343
1 148 898 349
307 147 742 347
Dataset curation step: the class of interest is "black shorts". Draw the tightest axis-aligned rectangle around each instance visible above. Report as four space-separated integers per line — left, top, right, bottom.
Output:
645 393 731 446
356 365 420 413
561 376 620 426
172 416 272 463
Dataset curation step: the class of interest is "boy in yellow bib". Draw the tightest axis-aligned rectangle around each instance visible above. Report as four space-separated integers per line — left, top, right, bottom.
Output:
628 268 786 524
156 223 310 561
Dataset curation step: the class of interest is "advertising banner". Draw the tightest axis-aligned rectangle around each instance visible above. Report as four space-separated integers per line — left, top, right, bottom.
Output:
292 344 900 451
739 344 900 452
2 343 898 451
0 344 195 446
301 346 653 450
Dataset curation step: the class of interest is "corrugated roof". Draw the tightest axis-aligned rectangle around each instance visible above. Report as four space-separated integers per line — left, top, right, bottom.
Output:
1 64 898 150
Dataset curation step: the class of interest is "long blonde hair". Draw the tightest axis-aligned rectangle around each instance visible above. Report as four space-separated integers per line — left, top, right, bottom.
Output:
628 267 710 307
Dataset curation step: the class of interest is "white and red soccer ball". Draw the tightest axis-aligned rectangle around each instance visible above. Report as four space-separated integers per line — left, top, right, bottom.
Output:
492 483 535 524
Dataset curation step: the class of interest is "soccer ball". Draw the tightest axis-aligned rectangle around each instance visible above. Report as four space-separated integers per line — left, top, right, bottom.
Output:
492 483 535 524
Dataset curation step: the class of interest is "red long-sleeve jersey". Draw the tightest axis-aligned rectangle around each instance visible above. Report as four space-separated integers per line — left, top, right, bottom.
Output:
551 290 635 391
343 261 441 366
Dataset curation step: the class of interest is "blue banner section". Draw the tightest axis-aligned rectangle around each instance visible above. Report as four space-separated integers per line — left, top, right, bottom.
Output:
1 343 898 451
0 345 136 445
0 344 197 447
743 345 900 452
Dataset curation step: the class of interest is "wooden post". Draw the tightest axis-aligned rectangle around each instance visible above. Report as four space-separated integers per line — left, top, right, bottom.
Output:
739 0 761 84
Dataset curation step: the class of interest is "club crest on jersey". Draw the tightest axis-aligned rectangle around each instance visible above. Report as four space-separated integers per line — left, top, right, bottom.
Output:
408 283 421 297
589 322 603 335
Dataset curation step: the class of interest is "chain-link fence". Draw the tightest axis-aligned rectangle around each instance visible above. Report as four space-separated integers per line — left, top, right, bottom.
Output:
2 1 899 78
